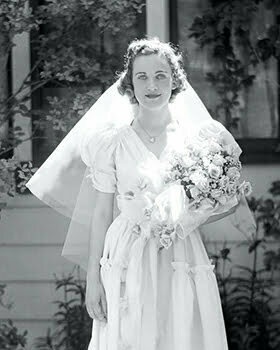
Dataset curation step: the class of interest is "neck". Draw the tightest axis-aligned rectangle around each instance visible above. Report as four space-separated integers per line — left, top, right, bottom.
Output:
135 104 173 133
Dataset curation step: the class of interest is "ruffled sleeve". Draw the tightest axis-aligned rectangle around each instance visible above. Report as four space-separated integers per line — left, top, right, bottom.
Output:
80 127 119 193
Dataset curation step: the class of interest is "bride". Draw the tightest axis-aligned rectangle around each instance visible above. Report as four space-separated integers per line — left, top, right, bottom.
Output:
26 37 255 350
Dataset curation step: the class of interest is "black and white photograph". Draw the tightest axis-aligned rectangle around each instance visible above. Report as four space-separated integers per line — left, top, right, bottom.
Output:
0 1 280 350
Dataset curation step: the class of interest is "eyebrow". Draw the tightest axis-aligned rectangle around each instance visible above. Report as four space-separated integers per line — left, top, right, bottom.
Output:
135 70 168 75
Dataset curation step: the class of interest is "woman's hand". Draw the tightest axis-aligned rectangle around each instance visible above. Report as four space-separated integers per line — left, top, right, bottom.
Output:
85 190 114 323
86 272 107 323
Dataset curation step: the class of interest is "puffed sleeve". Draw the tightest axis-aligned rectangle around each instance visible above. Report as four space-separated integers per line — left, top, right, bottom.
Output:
80 128 118 193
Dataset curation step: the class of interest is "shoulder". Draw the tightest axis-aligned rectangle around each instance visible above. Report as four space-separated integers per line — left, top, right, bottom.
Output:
80 123 130 166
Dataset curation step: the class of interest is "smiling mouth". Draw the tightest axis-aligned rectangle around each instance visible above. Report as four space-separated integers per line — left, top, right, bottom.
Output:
145 94 161 99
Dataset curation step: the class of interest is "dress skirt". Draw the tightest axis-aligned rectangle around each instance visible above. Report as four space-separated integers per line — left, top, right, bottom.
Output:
87 213 229 350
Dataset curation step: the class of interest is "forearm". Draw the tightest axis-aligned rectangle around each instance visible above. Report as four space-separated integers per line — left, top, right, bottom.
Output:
87 194 114 280
87 213 112 277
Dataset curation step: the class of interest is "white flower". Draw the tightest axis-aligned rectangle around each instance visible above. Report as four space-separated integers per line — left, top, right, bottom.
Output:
219 175 229 188
189 171 209 192
181 155 196 168
227 167 240 181
212 154 225 166
190 171 205 184
239 181 252 196
208 164 222 180
202 156 211 167
226 183 237 196
187 142 203 157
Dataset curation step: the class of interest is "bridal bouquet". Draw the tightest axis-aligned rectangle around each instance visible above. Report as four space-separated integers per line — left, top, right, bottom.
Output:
164 122 252 212
117 122 253 250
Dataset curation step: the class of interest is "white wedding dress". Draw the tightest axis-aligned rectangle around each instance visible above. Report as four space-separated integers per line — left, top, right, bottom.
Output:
83 123 229 350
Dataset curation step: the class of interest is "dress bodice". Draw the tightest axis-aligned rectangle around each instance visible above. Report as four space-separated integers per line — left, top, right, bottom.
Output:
81 123 186 197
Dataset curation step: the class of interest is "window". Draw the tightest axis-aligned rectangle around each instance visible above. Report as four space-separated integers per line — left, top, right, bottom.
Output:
30 1 146 167
170 0 280 163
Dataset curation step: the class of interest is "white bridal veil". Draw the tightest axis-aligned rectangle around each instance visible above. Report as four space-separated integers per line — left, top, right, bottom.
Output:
25 78 256 271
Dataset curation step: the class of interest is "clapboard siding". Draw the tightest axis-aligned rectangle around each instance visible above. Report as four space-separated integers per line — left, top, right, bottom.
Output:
0 204 84 349
0 282 82 319
0 206 70 244
0 245 78 280
1 282 61 319
1 239 275 282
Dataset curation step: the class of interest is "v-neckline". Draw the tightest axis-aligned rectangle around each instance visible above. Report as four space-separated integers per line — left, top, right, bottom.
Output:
127 124 176 162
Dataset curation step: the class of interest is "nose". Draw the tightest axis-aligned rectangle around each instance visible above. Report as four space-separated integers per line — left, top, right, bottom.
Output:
147 79 158 92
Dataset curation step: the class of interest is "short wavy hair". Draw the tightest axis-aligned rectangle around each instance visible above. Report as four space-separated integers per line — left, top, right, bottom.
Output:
117 37 188 104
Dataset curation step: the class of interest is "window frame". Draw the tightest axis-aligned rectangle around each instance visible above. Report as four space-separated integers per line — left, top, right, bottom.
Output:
169 0 280 164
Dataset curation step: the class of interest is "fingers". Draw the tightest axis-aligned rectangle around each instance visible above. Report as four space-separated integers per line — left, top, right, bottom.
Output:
86 300 107 322
100 293 107 320
94 302 106 322
86 301 95 319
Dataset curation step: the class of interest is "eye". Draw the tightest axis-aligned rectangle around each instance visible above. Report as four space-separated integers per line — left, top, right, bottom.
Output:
137 75 147 80
156 73 167 79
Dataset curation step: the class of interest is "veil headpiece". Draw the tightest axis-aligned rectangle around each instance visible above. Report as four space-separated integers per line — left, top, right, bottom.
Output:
26 78 255 271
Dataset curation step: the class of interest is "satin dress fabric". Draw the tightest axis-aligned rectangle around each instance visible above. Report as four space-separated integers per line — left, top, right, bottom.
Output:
83 124 229 350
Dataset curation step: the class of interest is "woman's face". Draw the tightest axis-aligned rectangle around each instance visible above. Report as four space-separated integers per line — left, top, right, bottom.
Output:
132 53 174 110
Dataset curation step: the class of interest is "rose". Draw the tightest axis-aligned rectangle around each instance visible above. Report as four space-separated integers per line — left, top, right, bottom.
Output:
227 167 240 181
181 155 197 168
226 183 237 196
212 154 225 166
208 164 222 180
188 164 201 173
239 181 252 196
189 171 209 192
197 178 210 192
202 156 211 167
219 175 229 188
187 142 203 157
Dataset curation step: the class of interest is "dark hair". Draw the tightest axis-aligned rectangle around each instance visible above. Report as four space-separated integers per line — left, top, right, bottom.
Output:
117 37 188 104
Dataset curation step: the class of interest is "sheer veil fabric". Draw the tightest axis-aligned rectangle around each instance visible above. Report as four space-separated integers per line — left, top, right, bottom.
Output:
25 78 256 271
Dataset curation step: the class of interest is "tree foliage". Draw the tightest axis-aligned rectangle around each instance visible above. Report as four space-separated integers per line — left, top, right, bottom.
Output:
0 0 145 199
188 0 280 134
